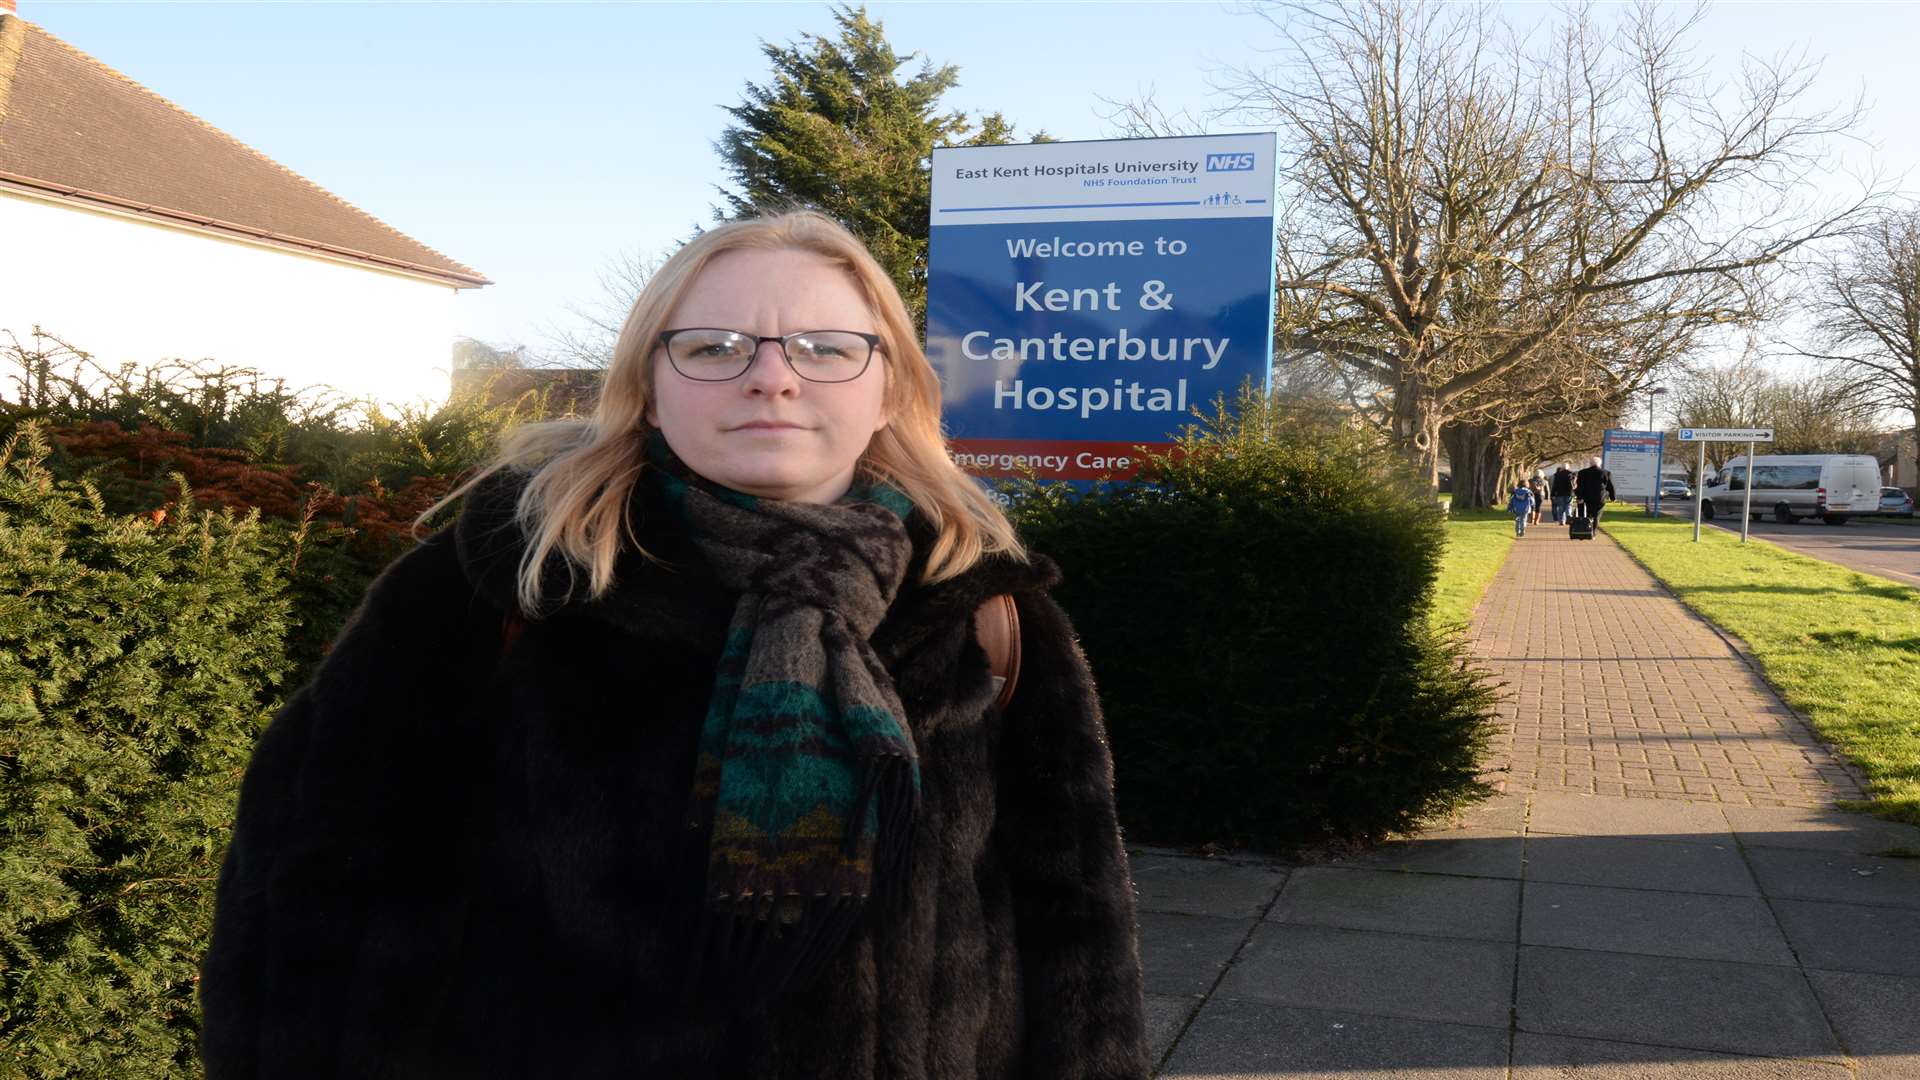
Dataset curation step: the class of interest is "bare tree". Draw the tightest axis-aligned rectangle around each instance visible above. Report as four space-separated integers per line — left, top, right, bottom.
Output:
1214 0 1872 491
1095 84 1209 140
1437 273 1710 505
1801 209 1920 457
540 248 666 369
1670 347 1880 470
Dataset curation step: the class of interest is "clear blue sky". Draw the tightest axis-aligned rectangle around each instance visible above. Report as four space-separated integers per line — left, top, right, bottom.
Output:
23 1 1920 361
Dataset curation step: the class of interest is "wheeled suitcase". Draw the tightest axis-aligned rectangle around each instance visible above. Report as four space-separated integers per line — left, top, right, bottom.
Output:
1568 512 1596 540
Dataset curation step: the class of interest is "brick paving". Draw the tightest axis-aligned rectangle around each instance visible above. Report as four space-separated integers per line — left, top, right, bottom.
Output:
1466 524 1866 808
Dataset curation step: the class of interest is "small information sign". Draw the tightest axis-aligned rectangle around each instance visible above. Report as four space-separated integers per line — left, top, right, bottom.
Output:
1603 429 1665 501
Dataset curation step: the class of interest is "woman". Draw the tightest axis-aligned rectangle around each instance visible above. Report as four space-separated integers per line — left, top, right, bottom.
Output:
199 211 1149 1079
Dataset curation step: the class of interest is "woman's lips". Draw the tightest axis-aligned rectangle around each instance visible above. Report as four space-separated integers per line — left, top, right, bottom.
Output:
730 420 806 431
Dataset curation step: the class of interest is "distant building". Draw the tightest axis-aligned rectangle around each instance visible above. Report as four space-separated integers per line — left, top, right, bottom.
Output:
0 6 489 412
1879 428 1917 490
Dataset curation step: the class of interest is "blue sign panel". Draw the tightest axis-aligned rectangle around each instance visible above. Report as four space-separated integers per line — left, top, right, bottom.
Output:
927 134 1277 480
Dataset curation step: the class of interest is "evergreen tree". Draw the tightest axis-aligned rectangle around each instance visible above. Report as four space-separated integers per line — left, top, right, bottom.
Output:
716 4 1042 325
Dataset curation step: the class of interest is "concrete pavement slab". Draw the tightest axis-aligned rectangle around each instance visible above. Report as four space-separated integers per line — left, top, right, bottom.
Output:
1745 846 1920 909
1135 911 1254 997
1143 992 1200 1065
1336 830 1527 879
1437 791 1530 833
1722 805 1920 856
1528 791 1732 842
1269 867 1519 943
1159 998 1509 1079
1515 945 1841 1061
1804 969 1920 1080
1771 899 1920 977
1511 1033 1852 1079
1128 851 1289 919
1521 881 1796 966
1216 922 1514 1028
1523 833 1759 895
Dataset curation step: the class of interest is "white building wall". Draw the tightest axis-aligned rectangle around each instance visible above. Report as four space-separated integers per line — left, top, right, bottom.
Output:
0 190 460 414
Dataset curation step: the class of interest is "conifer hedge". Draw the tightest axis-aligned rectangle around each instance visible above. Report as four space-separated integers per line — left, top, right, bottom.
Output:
1010 394 1499 849
0 424 293 1077
0 339 558 1073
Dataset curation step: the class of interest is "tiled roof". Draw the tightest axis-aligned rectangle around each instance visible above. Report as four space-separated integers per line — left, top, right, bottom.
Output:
0 15 489 286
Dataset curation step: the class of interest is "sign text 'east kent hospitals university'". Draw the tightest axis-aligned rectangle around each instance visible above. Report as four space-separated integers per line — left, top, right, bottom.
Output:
925 133 1278 481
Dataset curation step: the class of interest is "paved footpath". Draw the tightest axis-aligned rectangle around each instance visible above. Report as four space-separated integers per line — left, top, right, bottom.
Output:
1133 526 1920 1079
1469 523 1868 806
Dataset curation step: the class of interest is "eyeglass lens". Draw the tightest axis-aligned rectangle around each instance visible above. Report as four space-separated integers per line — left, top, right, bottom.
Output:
665 329 873 383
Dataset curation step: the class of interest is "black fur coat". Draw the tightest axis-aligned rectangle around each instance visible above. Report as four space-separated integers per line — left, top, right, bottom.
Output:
199 470 1149 1079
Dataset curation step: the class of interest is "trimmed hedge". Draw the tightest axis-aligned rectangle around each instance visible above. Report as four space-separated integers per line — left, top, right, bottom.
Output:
0 424 293 1077
2 347 564 692
1010 394 1499 849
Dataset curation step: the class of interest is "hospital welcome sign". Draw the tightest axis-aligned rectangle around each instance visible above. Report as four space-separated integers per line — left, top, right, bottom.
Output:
926 134 1278 480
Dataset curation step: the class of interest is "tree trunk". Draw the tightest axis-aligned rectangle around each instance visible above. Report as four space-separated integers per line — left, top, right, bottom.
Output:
1441 420 1509 510
1393 383 1445 492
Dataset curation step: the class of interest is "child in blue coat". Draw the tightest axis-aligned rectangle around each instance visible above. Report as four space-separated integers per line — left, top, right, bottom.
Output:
1508 483 1536 537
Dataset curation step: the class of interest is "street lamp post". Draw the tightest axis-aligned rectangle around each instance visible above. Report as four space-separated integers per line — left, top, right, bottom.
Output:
1647 387 1668 513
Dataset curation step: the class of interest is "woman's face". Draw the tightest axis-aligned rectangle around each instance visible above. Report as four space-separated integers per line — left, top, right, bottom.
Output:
648 248 890 504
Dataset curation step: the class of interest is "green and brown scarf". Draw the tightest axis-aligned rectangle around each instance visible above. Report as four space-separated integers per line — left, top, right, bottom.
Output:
648 437 920 989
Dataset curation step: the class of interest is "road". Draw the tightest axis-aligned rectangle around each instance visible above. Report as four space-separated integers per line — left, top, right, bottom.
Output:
1679 510 1920 588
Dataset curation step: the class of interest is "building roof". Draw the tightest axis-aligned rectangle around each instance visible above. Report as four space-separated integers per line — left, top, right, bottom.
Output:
0 14 489 287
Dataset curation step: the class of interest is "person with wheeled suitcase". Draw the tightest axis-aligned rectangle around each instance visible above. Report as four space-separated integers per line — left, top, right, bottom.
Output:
1574 456 1616 529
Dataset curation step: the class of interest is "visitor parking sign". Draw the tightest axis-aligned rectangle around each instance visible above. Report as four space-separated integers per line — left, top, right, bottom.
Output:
926 133 1278 480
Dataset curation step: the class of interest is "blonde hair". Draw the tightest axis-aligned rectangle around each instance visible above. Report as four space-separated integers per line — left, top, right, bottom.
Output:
415 210 1025 617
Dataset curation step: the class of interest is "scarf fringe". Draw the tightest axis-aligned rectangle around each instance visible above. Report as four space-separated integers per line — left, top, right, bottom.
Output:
685 757 918 1012
687 893 868 1013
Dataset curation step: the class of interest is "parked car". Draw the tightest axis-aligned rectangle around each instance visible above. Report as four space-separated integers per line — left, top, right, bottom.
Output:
1698 454 1882 525
1883 487 1916 518
1659 479 1692 500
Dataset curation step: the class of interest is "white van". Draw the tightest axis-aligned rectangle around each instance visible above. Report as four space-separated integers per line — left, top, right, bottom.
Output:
1700 454 1883 525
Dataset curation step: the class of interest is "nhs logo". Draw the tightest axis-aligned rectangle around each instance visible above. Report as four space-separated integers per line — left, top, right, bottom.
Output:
1205 153 1256 172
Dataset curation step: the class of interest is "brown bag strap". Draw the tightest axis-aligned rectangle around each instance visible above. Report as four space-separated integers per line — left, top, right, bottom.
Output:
500 610 525 659
973 593 1021 713
502 595 1023 711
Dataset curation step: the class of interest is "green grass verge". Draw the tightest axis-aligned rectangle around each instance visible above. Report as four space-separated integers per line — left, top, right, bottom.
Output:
1605 510 1920 826
1432 509 1516 632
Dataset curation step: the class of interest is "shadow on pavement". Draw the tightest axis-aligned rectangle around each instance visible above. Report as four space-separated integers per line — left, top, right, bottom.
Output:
1130 794 1920 1078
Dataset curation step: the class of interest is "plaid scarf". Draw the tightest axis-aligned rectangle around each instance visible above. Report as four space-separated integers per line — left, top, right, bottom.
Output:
648 438 920 992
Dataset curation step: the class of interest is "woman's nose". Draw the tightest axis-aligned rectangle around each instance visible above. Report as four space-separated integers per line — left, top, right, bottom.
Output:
741 340 799 395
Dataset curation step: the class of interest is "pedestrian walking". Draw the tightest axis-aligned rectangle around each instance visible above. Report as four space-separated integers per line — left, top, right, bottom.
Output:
1528 472 1547 525
1509 481 1537 537
198 211 1149 1079
1550 462 1575 524
1575 455 1618 525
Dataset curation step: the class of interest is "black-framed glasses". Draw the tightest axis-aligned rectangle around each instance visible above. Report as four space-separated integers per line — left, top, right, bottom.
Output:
657 328 882 383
